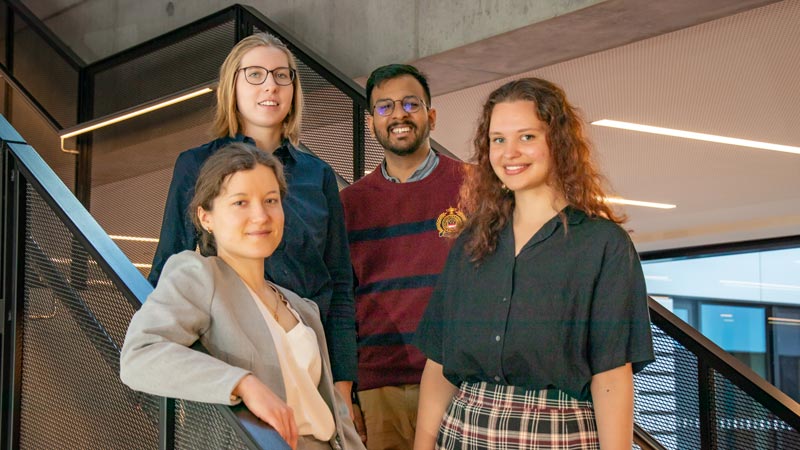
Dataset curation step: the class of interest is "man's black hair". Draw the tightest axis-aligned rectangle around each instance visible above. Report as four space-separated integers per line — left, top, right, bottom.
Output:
365 64 431 110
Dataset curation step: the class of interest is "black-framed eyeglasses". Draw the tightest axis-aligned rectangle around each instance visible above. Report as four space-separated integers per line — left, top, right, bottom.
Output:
371 95 427 116
238 66 296 86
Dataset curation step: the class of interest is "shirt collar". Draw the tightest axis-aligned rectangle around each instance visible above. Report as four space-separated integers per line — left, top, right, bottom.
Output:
226 134 298 164
563 206 586 225
380 149 439 183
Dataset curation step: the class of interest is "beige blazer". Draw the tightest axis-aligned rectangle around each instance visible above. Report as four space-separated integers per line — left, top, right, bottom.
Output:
120 251 362 450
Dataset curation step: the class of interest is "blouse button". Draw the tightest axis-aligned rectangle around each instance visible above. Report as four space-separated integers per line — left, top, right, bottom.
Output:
502 297 507 302
495 335 501 342
494 375 501 382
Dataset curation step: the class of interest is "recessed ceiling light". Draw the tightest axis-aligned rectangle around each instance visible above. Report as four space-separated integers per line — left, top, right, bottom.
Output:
603 196 676 209
592 119 800 155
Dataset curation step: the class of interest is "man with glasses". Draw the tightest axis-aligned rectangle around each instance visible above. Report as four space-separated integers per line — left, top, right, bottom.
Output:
340 64 466 450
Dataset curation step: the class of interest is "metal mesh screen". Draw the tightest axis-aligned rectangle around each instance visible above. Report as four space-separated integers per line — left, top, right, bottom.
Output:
251 26 356 183
9 83 75 191
174 400 249 450
363 113 385 175
92 20 234 118
19 183 159 449
634 324 701 450
712 370 800 449
295 56 355 182
89 94 215 279
12 17 78 128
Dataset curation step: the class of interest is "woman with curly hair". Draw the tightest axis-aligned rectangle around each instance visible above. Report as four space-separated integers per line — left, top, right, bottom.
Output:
414 78 654 450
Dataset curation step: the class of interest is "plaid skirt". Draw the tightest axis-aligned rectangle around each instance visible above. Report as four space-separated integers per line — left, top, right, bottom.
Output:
436 382 599 450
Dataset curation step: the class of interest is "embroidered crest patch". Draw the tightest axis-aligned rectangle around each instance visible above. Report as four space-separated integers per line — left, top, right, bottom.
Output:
436 207 466 238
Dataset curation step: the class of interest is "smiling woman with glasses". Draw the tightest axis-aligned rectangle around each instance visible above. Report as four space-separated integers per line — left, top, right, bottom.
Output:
148 33 360 449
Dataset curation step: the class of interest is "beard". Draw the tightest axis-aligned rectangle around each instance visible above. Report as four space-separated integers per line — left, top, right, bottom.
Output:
373 120 430 157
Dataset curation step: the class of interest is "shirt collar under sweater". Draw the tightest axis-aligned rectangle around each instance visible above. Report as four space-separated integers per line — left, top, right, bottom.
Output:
380 149 439 183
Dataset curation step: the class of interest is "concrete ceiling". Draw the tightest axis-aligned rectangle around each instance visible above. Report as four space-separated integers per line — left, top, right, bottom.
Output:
428 0 800 252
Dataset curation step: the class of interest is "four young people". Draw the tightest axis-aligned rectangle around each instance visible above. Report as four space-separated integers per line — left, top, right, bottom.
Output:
123 32 654 450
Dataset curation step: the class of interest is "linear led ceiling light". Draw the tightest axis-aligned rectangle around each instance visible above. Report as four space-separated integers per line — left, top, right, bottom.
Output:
592 119 800 155
602 196 676 209
59 83 215 154
108 235 160 243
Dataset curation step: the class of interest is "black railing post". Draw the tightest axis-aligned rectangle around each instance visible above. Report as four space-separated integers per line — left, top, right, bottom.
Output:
352 104 365 182
698 359 718 450
74 69 93 208
1 149 27 450
159 397 175 450
234 5 253 43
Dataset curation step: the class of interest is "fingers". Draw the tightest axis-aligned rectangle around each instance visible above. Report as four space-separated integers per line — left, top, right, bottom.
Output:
353 404 368 445
287 414 298 450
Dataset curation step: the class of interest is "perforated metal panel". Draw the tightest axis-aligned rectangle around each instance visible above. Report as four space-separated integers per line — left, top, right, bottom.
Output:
9 85 74 191
92 20 234 118
633 323 800 450
12 20 78 128
19 183 159 449
363 112 385 175
634 325 701 450
174 400 250 450
712 370 800 449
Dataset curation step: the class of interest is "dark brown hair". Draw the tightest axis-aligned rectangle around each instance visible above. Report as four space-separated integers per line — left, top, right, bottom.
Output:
190 142 287 256
461 77 624 262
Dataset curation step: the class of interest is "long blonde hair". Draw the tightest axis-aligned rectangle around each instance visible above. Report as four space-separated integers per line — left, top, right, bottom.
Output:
212 33 303 145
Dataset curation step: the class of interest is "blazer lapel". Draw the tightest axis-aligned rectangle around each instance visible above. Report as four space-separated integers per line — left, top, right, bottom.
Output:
212 258 287 401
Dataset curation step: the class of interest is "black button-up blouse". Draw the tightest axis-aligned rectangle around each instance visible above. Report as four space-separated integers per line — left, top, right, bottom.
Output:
414 207 655 401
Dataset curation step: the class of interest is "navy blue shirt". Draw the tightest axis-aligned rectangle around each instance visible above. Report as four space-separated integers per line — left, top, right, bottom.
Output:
149 134 357 382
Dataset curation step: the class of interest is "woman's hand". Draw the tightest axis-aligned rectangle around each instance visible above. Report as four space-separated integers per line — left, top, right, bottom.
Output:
233 374 298 449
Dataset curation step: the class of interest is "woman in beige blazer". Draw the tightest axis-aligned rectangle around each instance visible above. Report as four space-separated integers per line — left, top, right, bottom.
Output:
121 143 363 450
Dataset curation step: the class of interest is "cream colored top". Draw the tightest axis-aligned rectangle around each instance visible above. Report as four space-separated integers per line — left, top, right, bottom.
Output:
246 286 336 441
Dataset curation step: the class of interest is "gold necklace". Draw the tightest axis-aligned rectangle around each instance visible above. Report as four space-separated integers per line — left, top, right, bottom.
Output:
263 282 285 321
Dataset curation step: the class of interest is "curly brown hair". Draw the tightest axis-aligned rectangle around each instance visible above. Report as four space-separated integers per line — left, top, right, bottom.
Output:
460 77 624 262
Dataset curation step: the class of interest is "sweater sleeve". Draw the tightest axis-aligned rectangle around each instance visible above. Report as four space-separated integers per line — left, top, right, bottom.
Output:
121 252 251 405
148 152 199 286
320 165 357 382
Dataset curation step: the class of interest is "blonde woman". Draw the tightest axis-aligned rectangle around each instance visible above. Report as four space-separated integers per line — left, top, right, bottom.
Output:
148 34 356 407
